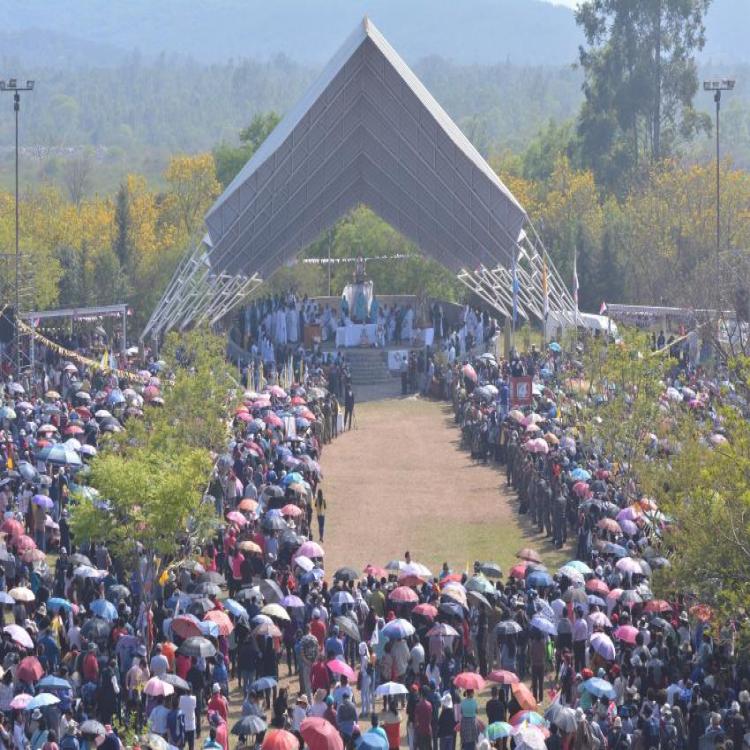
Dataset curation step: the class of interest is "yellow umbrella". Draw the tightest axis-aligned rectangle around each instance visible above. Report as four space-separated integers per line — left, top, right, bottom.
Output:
238 540 262 554
9 587 35 603
261 603 290 621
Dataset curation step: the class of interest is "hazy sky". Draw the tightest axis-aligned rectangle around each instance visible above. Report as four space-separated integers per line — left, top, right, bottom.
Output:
544 0 577 7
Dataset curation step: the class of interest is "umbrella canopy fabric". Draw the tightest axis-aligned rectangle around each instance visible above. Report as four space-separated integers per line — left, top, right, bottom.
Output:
453 672 485 691
375 682 408 696
262 729 300 750
178 637 216 658
300 717 344 750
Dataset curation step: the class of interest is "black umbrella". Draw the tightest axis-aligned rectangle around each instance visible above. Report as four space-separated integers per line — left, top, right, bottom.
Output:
495 620 523 635
70 553 92 567
261 515 286 532
262 485 284 499
192 582 222 598
18 462 38 482
80 720 106 737
81 619 111 640
479 562 502 578
334 567 359 582
235 587 261 603
279 530 303 548
178 636 216 658
438 602 464 619
260 579 284 604
106 584 131 602
162 673 191 691
188 598 215 616
232 715 267 736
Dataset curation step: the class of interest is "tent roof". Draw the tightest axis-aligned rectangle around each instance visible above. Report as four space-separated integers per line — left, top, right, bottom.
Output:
204 16 527 278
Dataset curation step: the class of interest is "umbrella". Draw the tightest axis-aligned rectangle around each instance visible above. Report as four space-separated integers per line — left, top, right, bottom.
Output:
296 541 325 559
232 715 268 736
80 721 106 737
81 619 112 641
374 682 408 696
261 603 291 621
644 599 672 613
529 616 557 636
262 729 299 750
381 619 415 640
335 616 361 641
462 364 477 382
412 603 438 619
552 707 577 733
8 587 35 603
516 548 542 563
193 582 222 597
580 677 615 699
427 623 459 637
281 595 305 609
144 677 174 697
614 625 639 644
159 673 190 692
223 599 248 620
526 570 553 588
585 579 610 596
253 622 282 638
466 575 495 595
511 682 538 711
488 669 519 685
178 636 216 658
4 624 33 649
106 584 131 602
10 694 32 710
90 598 118 621
17 656 44 683
250 677 278 692
172 615 203 640
487 723 513 741
238 540 262 554
389 586 418 604
453 672 485 691
300 717 344 750
204 610 234 636
330 591 356 608
480 562 502 578
356 735 388 750
438 601 465 619
333 567 359 582
590 632 616 661
327 659 355 680
260 579 285 604
495 620 522 635
589 611 612 629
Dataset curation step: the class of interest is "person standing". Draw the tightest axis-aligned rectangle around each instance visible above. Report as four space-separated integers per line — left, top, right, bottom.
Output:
314 490 326 543
344 385 355 430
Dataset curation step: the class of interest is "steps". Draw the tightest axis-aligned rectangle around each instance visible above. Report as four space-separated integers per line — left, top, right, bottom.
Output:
343 348 395 386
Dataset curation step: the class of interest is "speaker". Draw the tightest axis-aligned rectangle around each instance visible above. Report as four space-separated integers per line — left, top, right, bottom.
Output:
0 307 15 344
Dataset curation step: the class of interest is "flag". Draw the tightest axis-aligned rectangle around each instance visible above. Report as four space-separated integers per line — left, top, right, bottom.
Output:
512 253 520 325
258 362 266 391
599 300 608 315
573 249 579 310
100 349 109 370
542 259 549 319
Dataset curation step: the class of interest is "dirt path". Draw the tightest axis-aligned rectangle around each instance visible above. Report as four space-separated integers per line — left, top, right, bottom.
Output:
321 396 567 578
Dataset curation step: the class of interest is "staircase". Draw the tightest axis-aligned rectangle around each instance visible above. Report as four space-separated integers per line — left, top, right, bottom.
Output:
343 348 394 386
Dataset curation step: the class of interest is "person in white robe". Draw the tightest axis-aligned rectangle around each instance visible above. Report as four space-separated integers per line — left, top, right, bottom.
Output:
275 306 287 346
286 304 299 344
401 305 414 343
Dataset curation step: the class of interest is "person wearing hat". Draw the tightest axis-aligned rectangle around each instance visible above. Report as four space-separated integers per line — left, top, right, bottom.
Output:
308 689 327 719
336 692 358 743
290 694 308 732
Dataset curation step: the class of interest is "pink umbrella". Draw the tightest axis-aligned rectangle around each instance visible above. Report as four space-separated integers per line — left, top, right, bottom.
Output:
620 519 638 535
389 586 419 604
144 677 174 697
268 386 287 399
615 557 643 575
3 624 33 649
10 694 32 710
327 659 355 680
296 541 325 559
590 632 616 660
264 413 284 428
237 412 254 422
589 611 612 629
281 504 303 517
572 481 590 497
614 625 639 645
226 510 248 526
462 364 477 382
143 385 160 400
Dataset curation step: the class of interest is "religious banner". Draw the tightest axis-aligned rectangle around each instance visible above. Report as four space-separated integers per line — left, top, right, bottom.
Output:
387 350 409 371
509 376 533 408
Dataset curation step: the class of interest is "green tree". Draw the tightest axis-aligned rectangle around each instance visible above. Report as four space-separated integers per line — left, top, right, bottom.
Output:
213 111 281 188
113 181 134 271
70 327 233 600
574 0 712 193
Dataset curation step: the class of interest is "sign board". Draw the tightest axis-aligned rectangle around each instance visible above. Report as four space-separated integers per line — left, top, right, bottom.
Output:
509 376 533 408
388 350 409 371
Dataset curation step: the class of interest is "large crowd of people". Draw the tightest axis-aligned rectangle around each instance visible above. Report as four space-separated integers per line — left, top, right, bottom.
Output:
0 306 744 750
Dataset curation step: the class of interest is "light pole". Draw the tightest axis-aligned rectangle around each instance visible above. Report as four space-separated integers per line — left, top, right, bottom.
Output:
0 78 34 374
703 78 735 265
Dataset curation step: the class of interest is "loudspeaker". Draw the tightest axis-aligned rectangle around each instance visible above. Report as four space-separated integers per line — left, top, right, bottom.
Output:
0 307 15 344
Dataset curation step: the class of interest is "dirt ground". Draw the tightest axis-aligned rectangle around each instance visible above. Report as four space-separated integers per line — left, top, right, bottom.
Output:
320 396 568 579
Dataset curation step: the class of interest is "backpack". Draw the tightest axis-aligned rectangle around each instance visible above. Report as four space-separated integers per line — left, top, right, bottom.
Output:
167 708 186 748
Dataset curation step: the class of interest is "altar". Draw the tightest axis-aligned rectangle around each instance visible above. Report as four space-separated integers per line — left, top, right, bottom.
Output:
335 323 378 348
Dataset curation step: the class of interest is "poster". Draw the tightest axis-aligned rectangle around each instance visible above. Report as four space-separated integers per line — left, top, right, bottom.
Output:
509 376 533 407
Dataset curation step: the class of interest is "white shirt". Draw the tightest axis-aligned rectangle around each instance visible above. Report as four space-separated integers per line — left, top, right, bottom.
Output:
179 694 197 732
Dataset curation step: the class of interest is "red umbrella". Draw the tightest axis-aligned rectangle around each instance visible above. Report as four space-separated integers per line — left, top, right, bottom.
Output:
585 579 610 596
597 518 621 534
64 424 84 436
509 563 528 579
171 615 202 640
262 730 299 750
281 504 303 518
614 625 639 645
644 599 672 614
412 603 438 619
462 364 477 382
17 656 44 683
143 385 160 400
226 511 248 526
300 717 343 750
264 413 284 428
75 406 92 420
572 481 590 498
487 669 519 685
1 519 23 538
291 396 307 406
453 672 485 691
364 565 388 579
389 586 418 604
204 610 234 636
14 535 37 553
511 682 538 711
327 659 355 680
398 575 426 588
440 573 464 583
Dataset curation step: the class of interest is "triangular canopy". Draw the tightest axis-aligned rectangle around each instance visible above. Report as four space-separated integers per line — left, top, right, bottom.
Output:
204 16 527 279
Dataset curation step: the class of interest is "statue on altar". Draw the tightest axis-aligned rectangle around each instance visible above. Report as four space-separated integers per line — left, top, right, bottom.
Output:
354 255 367 284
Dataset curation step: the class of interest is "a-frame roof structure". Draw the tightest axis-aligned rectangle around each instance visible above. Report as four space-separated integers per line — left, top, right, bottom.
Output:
203 17 527 278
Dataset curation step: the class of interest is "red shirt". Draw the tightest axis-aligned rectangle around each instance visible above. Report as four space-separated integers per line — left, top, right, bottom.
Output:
310 619 326 648
415 699 433 737
207 694 228 722
175 653 191 680
215 721 229 750
310 661 330 692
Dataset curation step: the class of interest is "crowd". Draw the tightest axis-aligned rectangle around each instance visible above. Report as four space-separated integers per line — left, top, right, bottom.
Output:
0 308 745 750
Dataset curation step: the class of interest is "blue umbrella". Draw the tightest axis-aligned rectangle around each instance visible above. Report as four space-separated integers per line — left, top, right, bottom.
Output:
602 543 629 558
548 342 562 353
47 598 72 613
0 592 14 605
296 418 310 429
107 389 126 405
38 444 82 467
90 599 118 621
198 620 220 638
570 468 592 481
487 723 513 741
381 619 416 640
26 693 60 710
300 568 324 584
530 615 557 636
587 595 606 607
32 494 53 510
37 675 72 690
223 599 248 620
282 472 304 486
249 677 277 692
356 732 389 750
526 570 554 589
580 677 616 699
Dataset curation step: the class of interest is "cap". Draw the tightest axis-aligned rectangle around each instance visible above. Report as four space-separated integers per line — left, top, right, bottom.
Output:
212 683 220 693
